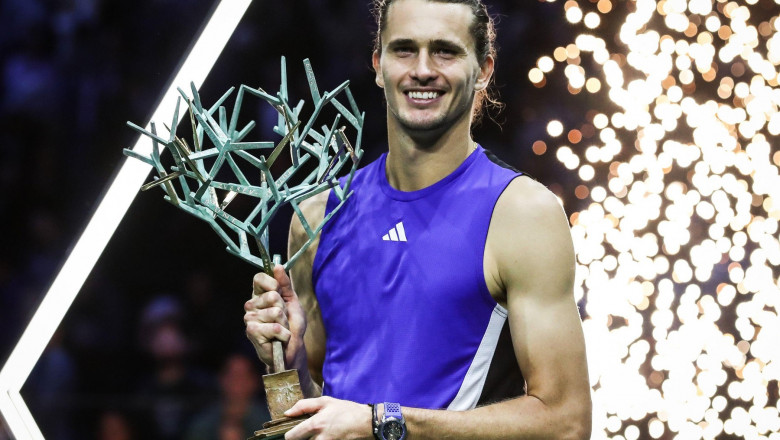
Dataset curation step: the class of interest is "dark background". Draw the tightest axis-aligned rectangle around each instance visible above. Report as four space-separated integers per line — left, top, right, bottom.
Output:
0 1 585 438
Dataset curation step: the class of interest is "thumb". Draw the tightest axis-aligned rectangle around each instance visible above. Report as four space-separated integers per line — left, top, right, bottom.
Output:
273 264 296 302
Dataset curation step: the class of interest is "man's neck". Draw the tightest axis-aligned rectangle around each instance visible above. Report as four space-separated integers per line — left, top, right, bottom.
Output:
384 116 476 192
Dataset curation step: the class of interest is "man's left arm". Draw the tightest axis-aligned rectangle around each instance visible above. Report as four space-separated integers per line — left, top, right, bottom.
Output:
284 177 592 440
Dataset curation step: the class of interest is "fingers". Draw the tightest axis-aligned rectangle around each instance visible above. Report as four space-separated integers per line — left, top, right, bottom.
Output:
245 276 293 358
244 319 291 345
253 265 297 303
283 397 370 440
284 398 328 440
246 265 307 369
285 397 326 418
253 270 279 296
244 306 290 331
245 289 285 315
246 265 302 336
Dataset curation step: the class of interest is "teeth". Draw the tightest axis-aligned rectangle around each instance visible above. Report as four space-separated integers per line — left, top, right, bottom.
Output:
408 91 439 100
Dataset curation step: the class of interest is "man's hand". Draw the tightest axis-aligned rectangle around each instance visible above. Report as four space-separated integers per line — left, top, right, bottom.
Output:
284 397 374 440
244 264 308 371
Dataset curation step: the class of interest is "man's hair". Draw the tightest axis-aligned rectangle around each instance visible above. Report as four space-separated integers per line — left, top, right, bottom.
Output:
371 0 503 125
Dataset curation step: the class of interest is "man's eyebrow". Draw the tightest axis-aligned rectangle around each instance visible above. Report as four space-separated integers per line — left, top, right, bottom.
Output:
386 38 415 48
386 38 467 52
430 39 467 53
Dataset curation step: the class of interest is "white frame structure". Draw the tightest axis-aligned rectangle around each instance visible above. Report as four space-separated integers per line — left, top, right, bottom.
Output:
0 0 253 437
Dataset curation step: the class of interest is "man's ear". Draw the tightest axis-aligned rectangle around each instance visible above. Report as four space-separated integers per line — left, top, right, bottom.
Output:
475 54 495 91
372 50 385 88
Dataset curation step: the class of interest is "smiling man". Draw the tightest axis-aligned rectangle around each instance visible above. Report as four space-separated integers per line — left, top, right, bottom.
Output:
243 1 592 439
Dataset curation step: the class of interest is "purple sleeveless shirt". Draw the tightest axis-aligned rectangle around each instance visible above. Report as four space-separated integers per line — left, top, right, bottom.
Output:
311 146 526 409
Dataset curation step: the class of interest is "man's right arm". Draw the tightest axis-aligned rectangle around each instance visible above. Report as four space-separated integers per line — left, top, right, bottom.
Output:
243 190 330 397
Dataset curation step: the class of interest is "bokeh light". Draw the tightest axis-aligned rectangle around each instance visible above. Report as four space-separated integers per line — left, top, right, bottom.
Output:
533 1 780 439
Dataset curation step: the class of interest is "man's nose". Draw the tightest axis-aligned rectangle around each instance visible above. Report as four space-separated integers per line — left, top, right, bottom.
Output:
411 51 437 82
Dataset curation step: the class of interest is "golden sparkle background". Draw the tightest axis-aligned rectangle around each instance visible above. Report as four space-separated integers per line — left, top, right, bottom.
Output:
531 0 780 439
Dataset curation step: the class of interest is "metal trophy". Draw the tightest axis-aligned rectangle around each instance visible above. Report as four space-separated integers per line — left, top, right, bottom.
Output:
124 57 364 439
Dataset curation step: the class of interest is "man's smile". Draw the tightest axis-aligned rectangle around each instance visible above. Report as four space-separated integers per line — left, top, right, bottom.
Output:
404 89 444 104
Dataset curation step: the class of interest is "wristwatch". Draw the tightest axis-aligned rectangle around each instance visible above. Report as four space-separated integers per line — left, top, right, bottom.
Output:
373 402 407 440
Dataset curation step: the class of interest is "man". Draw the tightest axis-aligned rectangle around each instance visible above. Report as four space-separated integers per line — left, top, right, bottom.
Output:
243 0 592 439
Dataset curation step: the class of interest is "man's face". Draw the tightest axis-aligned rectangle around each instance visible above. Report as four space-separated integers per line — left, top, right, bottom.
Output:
372 0 493 135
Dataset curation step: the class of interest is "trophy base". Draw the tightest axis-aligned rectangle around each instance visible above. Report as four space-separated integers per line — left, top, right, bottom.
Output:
248 415 310 440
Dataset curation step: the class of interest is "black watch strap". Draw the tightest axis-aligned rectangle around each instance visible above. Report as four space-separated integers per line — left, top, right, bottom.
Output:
371 403 380 439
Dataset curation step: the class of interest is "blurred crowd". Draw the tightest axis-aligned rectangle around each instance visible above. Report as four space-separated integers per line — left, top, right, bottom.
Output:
0 0 573 438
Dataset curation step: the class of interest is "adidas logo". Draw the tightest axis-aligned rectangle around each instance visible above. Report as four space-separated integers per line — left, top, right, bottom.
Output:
382 222 407 242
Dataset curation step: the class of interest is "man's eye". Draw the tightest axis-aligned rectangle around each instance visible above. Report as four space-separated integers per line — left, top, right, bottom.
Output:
434 49 456 58
394 47 413 55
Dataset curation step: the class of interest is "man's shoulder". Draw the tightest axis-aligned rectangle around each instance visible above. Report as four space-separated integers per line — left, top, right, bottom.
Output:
485 174 573 303
497 175 564 221
488 175 575 295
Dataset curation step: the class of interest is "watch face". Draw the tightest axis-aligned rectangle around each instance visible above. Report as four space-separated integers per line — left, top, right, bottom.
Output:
382 420 404 440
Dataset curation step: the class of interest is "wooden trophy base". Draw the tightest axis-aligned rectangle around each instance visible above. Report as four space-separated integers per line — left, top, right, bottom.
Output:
248 415 310 440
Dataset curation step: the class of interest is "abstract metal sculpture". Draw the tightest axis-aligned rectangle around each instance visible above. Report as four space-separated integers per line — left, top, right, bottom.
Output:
124 57 364 273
